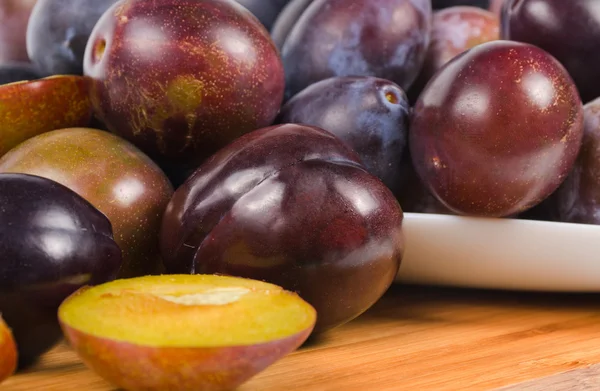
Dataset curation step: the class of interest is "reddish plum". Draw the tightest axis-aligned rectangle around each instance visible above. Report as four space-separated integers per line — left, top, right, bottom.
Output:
160 124 404 333
410 40 584 217
281 0 431 99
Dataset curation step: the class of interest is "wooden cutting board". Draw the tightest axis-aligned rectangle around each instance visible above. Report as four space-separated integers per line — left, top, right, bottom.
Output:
4 284 600 390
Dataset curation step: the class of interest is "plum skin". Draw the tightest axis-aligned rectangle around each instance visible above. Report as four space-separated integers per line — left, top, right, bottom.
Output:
501 0 600 103
160 124 404 333
410 40 584 217
281 0 432 99
278 76 410 196
235 0 291 30
0 173 122 367
85 0 285 164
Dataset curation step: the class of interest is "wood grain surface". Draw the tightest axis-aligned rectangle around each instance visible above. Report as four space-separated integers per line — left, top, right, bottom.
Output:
4 284 600 391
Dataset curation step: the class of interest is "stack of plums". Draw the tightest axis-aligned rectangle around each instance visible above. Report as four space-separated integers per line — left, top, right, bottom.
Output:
1 0 599 389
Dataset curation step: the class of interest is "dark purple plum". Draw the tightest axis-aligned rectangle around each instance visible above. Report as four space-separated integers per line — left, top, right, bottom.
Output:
502 0 600 103
0 63 42 85
433 0 490 9
26 0 120 76
543 98 600 224
410 40 584 217
270 0 313 49
278 76 409 196
281 0 432 99
235 0 291 30
159 124 404 333
0 173 122 367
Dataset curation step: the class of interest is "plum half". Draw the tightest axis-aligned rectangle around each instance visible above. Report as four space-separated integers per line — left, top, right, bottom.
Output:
0 173 122 367
0 128 174 278
84 0 285 164
0 316 16 383
59 274 316 391
160 123 404 333
410 40 584 217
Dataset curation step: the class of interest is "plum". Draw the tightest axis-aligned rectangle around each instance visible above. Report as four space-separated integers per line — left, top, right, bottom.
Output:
270 0 313 48
281 0 432 99
502 0 600 103
0 128 174 278
410 40 584 217
235 0 291 30
0 63 42 85
85 0 284 165
278 76 409 196
545 98 600 224
0 173 122 367
26 0 120 76
409 6 499 101
0 0 37 64
489 0 504 15
433 0 490 8
0 75 92 157
0 316 16 383
160 124 404 333
59 275 316 391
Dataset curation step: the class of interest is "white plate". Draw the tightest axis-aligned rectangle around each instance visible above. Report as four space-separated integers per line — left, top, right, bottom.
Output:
395 212 600 292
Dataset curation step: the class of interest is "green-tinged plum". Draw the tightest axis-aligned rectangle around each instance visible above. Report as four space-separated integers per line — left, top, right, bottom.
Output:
278 76 409 196
26 0 120 76
0 0 37 64
0 173 122 367
0 75 91 157
410 41 584 217
0 128 173 278
281 0 432 99
85 0 284 165
409 6 499 102
502 0 600 103
160 124 404 333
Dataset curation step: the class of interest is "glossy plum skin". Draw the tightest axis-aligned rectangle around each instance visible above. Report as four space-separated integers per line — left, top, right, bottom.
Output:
502 0 600 103
0 75 92 157
235 0 291 30
544 99 600 224
433 0 489 8
0 128 174 278
270 0 313 48
409 6 499 101
0 0 37 64
281 0 432 99
0 63 42 85
160 124 404 333
26 0 119 76
410 40 584 217
0 173 122 367
85 0 284 164
278 76 409 196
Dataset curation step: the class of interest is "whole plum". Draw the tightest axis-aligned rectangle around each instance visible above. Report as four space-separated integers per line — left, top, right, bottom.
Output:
0 0 37 64
26 0 119 76
160 124 404 333
85 0 284 165
502 0 600 103
433 0 490 8
270 0 313 48
0 173 122 367
409 6 499 101
410 40 584 217
278 76 409 196
489 0 504 15
0 63 42 85
545 98 600 224
281 0 432 99
235 0 291 30
0 128 174 278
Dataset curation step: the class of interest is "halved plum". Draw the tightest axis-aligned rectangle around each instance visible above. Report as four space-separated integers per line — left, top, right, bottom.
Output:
59 274 316 391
